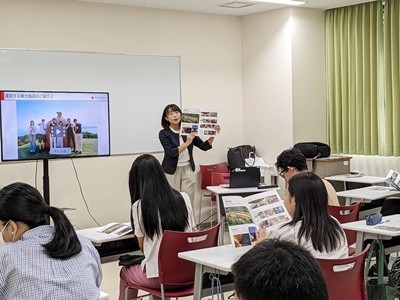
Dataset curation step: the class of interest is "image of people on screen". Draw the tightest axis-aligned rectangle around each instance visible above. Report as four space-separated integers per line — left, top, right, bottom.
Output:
73 119 83 154
28 120 37 153
0 91 110 161
37 119 47 153
16 105 101 159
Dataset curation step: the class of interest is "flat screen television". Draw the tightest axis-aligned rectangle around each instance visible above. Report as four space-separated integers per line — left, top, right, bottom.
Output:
0 90 110 161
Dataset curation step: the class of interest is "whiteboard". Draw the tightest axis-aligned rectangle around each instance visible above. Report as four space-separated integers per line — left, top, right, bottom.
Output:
0 49 181 155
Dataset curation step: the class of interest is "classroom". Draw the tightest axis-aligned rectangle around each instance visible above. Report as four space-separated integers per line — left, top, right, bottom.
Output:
0 0 399 299
0 0 331 229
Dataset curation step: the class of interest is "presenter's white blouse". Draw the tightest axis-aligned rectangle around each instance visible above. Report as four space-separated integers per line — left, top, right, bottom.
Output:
0 225 102 300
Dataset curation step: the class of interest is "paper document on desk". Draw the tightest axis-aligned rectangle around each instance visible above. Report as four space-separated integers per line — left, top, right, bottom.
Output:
222 190 291 248
343 172 365 178
98 222 133 236
385 169 400 191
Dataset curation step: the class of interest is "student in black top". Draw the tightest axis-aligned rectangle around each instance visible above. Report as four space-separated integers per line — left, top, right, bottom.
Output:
65 118 76 152
159 104 220 208
73 118 83 154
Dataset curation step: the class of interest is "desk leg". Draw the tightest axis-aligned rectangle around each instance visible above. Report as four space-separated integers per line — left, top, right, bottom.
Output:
355 232 365 254
193 263 204 300
216 195 224 245
345 197 352 206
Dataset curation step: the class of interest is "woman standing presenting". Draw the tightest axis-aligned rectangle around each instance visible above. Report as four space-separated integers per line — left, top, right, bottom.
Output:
159 104 220 207
119 154 195 300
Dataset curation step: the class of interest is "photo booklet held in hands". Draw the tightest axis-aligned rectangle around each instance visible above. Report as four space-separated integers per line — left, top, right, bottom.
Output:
222 189 291 248
385 169 400 191
97 222 133 236
181 108 219 137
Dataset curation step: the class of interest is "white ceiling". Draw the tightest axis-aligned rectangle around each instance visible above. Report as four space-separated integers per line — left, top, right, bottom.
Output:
72 0 375 16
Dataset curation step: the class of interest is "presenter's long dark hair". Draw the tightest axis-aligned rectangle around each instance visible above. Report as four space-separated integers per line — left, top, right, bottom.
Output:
285 172 345 252
0 182 81 259
129 154 189 239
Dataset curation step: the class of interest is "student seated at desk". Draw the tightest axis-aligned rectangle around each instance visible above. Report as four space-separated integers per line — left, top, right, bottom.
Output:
276 148 340 206
232 239 329 300
257 172 348 259
0 182 102 299
119 154 195 300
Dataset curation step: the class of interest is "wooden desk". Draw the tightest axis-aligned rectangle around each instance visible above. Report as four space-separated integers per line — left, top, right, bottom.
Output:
341 214 400 254
206 186 279 244
178 245 251 300
77 223 140 263
336 186 400 206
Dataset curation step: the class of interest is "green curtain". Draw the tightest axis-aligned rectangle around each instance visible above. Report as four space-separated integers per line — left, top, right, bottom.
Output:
384 0 400 156
326 2 383 155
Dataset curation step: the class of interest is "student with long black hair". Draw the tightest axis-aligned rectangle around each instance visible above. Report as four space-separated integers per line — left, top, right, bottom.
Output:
119 154 196 300
0 182 102 299
258 172 348 258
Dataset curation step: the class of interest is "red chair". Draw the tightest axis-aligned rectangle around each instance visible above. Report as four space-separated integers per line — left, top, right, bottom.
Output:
211 172 230 186
328 200 362 255
199 163 229 225
124 222 221 300
317 244 370 300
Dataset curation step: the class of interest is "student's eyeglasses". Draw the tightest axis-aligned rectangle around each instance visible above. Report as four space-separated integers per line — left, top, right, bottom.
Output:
279 170 286 179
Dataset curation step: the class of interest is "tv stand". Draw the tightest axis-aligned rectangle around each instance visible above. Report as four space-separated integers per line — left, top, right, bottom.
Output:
43 159 50 206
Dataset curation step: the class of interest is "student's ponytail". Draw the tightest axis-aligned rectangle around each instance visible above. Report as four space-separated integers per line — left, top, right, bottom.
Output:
0 182 82 260
44 206 82 259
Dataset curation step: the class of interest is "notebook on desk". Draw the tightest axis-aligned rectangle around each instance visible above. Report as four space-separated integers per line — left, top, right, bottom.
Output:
229 167 260 188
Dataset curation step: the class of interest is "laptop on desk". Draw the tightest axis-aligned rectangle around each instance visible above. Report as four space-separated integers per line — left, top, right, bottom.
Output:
229 167 260 188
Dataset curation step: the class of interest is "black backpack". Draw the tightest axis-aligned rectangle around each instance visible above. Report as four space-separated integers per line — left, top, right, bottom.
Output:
293 142 330 159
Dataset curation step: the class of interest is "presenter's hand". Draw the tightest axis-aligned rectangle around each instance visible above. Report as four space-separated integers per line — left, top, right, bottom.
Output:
214 125 221 134
186 133 195 144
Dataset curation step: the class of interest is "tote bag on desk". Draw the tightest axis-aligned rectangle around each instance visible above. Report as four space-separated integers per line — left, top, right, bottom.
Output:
227 145 256 168
365 239 398 300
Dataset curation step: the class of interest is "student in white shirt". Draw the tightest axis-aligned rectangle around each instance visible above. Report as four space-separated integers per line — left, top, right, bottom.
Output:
37 118 47 152
257 172 348 259
119 154 196 300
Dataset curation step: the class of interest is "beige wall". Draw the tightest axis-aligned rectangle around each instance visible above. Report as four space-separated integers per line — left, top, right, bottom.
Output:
291 8 327 144
241 7 326 194
241 8 294 165
241 7 326 164
0 0 326 227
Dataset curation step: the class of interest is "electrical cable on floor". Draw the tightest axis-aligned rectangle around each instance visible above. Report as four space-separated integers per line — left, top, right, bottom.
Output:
70 158 100 226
